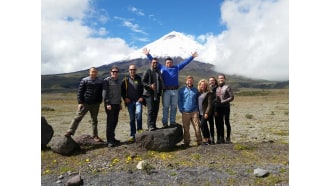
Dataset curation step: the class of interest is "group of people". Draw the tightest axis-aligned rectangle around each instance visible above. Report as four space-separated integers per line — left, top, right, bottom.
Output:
64 48 234 148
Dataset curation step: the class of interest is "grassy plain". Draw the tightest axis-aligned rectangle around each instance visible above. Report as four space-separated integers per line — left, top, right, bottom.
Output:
41 88 289 185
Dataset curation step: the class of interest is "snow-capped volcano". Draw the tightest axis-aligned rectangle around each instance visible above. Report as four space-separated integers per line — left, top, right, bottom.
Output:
126 31 204 59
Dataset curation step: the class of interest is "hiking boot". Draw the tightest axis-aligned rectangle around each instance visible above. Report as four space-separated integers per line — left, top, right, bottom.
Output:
225 138 232 144
137 129 144 133
170 122 179 127
65 131 73 137
217 137 225 144
114 139 120 145
93 136 103 142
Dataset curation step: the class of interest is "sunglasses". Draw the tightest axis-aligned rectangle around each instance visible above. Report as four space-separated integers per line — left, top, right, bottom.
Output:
111 71 118 73
129 69 136 71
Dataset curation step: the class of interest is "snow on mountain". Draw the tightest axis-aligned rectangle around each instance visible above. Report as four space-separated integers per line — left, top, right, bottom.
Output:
126 31 204 60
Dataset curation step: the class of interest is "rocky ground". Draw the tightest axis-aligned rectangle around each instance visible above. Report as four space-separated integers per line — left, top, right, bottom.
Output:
41 89 289 185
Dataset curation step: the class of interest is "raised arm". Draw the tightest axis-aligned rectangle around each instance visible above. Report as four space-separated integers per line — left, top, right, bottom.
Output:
142 48 153 61
177 51 199 70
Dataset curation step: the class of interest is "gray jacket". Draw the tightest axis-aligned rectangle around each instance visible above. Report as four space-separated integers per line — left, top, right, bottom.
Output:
102 77 122 105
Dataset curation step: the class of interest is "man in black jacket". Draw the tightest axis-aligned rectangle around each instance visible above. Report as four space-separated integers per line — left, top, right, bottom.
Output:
142 58 164 131
65 67 103 142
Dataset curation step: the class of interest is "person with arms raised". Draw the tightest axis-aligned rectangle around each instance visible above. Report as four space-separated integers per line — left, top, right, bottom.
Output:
143 48 198 128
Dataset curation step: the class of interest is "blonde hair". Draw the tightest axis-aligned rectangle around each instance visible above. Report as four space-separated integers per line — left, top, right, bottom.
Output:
197 79 210 93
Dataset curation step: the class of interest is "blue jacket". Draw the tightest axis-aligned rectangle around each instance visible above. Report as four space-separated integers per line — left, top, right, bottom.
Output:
178 86 199 113
146 54 194 87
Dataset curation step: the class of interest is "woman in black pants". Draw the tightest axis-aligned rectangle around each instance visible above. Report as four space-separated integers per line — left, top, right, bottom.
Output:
215 74 234 144
197 79 213 145
207 76 218 144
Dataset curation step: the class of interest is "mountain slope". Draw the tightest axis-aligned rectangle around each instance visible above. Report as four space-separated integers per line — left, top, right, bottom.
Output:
126 31 204 60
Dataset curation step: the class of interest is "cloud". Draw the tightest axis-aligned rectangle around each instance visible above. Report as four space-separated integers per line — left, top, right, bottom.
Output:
41 0 134 74
41 0 288 81
199 0 288 81
128 6 145 16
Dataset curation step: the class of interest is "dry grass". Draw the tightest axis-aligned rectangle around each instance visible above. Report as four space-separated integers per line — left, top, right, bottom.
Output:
41 88 289 185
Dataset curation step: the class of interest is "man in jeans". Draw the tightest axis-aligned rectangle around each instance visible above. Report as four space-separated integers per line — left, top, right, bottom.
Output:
121 64 144 142
65 67 103 142
143 48 198 128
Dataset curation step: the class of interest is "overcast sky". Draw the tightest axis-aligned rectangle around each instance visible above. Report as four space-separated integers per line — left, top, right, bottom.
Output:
41 0 288 81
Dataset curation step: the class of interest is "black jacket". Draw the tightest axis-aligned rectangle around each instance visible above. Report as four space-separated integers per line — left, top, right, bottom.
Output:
77 76 103 104
121 75 144 102
141 68 164 97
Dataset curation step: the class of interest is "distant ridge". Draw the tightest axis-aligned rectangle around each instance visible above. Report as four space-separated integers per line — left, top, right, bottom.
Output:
41 57 288 93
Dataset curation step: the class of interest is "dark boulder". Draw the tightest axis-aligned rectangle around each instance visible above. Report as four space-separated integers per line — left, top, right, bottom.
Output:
41 116 54 150
135 124 183 151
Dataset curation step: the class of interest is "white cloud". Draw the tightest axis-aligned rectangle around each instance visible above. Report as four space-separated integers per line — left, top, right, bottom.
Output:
129 6 145 16
199 0 288 81
41 0 134 74
41 0 288 81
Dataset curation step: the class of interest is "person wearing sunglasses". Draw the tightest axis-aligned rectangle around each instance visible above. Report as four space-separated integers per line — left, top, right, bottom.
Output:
103 66 122 147
121 64 144 142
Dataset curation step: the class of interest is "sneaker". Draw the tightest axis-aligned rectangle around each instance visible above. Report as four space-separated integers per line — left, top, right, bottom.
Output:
148 127 156 131
137 129 144 133
127 136 135 142
202 142 209 146
93 136 103 142
64 131 73 137
107 142 116 148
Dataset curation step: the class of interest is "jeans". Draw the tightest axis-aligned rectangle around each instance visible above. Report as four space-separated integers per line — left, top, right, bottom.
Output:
162 89 178 126
127 101 143 137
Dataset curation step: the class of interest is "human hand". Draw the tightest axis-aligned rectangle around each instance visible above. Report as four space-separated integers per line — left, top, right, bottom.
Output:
191 51 198 58
142 48 149 55
106 105 112 110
